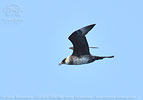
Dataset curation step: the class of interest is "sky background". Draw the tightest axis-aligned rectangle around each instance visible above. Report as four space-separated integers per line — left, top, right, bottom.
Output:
0 0 143 100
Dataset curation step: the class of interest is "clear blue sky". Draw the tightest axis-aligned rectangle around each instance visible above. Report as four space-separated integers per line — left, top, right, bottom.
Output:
0 0 143 100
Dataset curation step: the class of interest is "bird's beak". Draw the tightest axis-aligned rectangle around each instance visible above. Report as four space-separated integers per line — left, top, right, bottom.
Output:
59 63 62 66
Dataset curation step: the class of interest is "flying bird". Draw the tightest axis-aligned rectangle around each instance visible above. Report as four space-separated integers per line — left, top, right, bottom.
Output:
59 24 114 65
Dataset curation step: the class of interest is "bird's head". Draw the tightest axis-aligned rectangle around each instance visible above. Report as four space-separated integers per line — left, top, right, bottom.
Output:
59 58 66 65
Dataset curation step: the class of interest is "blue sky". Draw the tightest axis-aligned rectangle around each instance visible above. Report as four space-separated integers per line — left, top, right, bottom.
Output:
0 0 143 100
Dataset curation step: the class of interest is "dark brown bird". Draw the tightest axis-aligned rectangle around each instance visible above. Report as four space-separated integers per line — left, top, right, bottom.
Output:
59 24 114 65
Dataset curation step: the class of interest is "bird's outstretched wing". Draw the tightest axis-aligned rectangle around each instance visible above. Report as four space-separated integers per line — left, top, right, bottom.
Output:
68 24 96 56
69 47 98 50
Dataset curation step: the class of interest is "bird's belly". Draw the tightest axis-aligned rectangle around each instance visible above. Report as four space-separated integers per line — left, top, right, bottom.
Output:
73 57 90 65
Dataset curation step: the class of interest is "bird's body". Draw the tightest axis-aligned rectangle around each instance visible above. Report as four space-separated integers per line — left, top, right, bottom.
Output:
59 24 114 65
64 55 94 65
63 55 114 65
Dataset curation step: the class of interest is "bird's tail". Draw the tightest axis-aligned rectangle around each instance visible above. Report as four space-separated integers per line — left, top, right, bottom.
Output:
94 56 114 60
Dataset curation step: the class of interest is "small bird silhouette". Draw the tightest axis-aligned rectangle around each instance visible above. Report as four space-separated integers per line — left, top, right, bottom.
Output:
59 24 114 65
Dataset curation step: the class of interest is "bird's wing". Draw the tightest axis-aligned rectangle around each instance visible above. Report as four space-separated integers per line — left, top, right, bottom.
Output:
69 47 99 50
68 24 96 56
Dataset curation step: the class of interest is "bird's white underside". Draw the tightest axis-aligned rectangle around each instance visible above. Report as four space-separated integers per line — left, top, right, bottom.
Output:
65 56 90 65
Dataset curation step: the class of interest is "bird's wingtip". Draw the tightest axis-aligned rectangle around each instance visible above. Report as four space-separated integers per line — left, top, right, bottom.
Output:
92 24 96 26
88 24 96 27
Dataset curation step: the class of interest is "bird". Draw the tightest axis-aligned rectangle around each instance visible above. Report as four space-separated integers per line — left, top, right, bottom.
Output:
59 24 114 65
